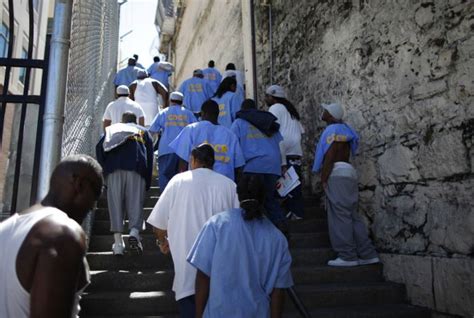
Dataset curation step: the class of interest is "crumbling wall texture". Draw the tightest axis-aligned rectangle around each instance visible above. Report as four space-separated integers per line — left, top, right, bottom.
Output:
254 0 473 316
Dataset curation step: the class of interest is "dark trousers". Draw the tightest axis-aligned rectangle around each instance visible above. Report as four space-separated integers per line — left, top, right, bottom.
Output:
158 153 180 191
243 172 285 224
177 295 195 318
284 156 304 217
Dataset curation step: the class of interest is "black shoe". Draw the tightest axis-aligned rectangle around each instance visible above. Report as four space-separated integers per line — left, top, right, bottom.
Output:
128 236 143 255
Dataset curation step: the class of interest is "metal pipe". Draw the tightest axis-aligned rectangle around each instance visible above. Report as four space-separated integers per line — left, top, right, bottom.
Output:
249 0 258 102
37 0 74 200
268 3 273 84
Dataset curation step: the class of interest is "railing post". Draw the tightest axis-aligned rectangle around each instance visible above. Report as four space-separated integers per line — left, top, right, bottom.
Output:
36 0 73 200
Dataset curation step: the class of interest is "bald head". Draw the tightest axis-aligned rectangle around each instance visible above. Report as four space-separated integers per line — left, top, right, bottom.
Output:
44 155 103 222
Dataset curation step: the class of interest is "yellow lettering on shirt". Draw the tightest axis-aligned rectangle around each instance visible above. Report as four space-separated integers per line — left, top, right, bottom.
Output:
188 83 203 93
165 114 188 127
201 141 230 163
326 134 348 144
247 125 266 139
127 131 145 144
218 104 226 117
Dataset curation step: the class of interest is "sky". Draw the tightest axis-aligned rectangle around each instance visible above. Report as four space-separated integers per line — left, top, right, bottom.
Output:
118 0 160 69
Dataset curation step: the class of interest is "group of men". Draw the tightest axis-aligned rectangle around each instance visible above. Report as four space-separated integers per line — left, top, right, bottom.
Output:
0 55 380 317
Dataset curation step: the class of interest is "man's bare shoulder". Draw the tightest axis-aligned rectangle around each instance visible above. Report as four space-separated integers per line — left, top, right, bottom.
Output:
31 212 86 254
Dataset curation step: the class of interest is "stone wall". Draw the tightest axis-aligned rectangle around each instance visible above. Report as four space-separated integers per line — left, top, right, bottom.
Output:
170 0 245 87
253 0 473 316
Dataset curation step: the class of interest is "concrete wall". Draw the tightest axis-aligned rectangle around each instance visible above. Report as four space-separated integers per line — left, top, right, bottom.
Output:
170 0 244 88
253 0 473 316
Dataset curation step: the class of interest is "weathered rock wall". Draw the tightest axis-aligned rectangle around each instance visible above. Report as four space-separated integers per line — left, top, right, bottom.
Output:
170 0 244 87
254 0 473 316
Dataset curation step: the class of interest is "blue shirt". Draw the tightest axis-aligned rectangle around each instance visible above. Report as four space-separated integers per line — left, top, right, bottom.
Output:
148 62 171 88
212 91 243 128
178 77 214 113
169 120 245 180
231 118 282 176
187 208 294 318
148 105 197 157
202 67 222 93
114 66 142 86
95 126 154 190
312 123 359 172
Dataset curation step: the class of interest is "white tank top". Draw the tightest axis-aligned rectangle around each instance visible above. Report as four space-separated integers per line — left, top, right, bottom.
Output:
0 207 89 318
135 78 160 125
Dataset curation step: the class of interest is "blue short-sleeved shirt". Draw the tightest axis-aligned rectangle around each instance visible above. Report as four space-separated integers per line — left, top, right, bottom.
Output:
202 67 222 93
212 91 243 128
169 120 245 180
187 208 294 318
114 66 143 87
148 105 197 157
231 118 283 176
178 77 214 113
148 63 171 88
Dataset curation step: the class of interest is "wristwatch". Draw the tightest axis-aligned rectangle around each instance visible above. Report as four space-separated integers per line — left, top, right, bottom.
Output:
156 238 166 246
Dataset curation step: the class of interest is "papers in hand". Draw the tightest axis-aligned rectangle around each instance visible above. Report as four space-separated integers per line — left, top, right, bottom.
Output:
276 166 300 197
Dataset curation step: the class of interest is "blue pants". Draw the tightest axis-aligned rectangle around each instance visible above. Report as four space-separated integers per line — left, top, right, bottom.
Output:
158 153 180 191
177 295 195 318
244 172 285 224
284 156 304 217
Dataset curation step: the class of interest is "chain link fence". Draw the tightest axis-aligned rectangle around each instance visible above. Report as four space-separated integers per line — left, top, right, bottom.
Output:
61 1 118 157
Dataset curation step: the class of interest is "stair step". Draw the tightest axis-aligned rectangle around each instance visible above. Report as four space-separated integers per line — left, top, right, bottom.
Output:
80 290 177 315
286 282 406 309
98 196 159 209
87 270 174 292
94 208 154 221
92 220 155 235
88 231 330 252
284 303 430 318
292 264 383 285
86 248 335 270
87 251 174 270
86 265 383 292
91 216 328 235
94 204 326 220
81 282 406 316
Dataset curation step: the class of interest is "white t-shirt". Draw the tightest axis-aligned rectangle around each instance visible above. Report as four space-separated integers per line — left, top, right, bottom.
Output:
102 97 145 125
132 78 166 126
146 168 239 300
269 103 304 158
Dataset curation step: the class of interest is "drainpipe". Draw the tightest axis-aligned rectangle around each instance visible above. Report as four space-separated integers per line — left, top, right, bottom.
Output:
37 0 73 200
249 0 258 101
241 0 257 101
268 2 273 84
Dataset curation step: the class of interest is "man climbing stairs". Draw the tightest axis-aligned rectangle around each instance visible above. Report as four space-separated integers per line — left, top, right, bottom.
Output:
80 185 430 317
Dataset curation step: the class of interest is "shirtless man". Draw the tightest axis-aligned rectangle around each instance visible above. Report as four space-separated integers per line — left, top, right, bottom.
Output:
313 103 379 267
0 155 103 317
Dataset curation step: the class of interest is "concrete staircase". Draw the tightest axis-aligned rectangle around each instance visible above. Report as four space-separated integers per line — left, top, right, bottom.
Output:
80 186 430 317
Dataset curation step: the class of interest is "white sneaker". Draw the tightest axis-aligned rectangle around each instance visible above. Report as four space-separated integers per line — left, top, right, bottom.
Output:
327 257 359 267
112 242 125 256
286 211 303 220
358 257 380 265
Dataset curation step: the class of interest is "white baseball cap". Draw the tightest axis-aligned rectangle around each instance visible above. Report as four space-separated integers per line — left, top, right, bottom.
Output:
116 85 129 95
265 85 287 99
170 91 184 102
321 103 344 120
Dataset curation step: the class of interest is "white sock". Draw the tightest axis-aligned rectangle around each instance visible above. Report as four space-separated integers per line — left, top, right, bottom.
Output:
129 228 140 240
114 233 123 245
